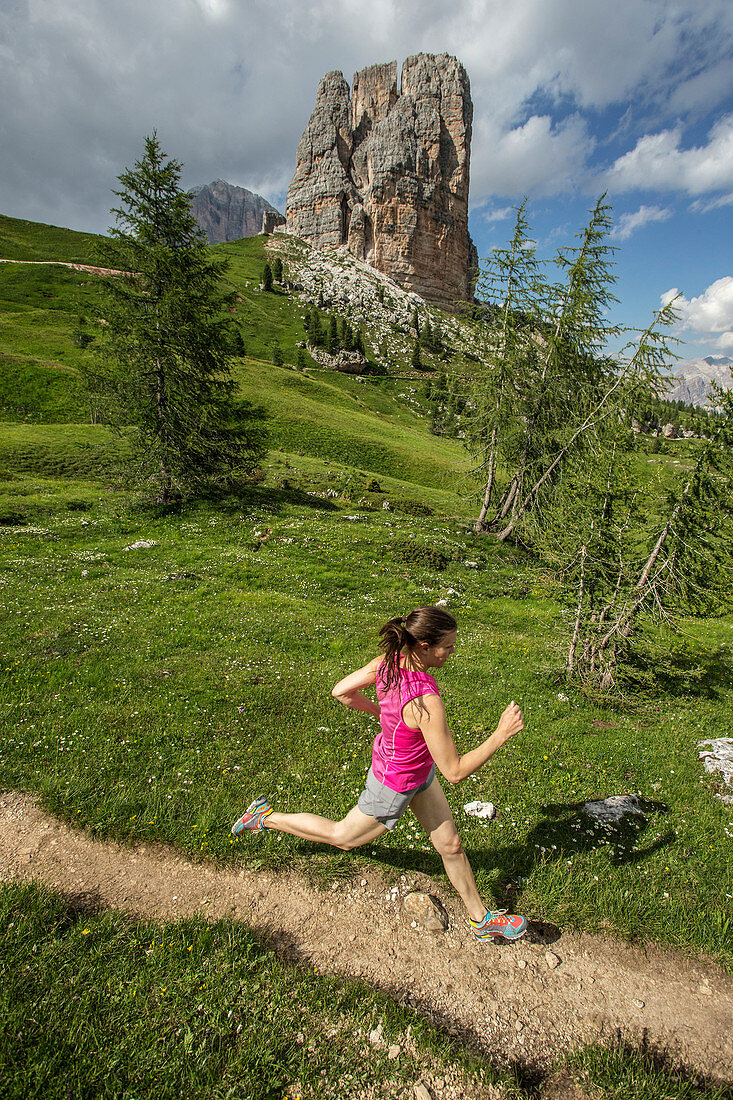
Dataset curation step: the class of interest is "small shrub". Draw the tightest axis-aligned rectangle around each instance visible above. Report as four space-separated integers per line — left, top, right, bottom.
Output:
0 510 26 526
66 499 91 512
394 499 434 517
366 478 382 493
391 537 448 571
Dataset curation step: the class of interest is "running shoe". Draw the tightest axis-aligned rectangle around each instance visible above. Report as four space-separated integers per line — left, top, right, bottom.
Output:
470 909 527 941
231 796 273 835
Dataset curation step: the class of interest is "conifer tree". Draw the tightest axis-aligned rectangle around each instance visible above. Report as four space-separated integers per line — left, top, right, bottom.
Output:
327 315 339 355
262 262 273 291
86 134 267 503
411 338 422 370
465 201 544 532
271 256 283 282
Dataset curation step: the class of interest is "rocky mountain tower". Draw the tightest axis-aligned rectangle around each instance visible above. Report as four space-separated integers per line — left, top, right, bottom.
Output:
286 54 476 311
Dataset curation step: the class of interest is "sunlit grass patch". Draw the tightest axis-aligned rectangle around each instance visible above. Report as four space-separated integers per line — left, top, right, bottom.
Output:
1 469 731 964
0 881 497 1100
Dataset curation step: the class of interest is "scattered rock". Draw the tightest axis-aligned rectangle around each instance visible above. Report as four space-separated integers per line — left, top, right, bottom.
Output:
402 891 449 933
369 1022 384 1046
581 795 645 824
387 1044 400 1059
123 540 157 551
633 999 645 1009
414 1085 433 1100
698 739 733 803
545 951 561 970
463 800 496 820
517 959 527 969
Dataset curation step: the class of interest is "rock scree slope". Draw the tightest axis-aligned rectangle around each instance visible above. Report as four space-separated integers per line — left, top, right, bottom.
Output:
2 791 732 1086
286 54 477 312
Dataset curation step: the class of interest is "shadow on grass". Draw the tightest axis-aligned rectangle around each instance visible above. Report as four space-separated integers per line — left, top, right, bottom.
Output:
134 482 340 520
622 642 733 702
490 796 675 908
344 795 675 917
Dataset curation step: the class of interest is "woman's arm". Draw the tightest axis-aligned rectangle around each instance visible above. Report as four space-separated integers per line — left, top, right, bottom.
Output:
331 656 382 718
409 694 523 784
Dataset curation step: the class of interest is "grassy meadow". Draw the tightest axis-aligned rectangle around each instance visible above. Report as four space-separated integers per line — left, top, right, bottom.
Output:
1 217 732 1097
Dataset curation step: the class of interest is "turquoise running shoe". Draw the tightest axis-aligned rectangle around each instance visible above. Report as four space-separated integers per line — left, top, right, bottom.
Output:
231 796 273 835
470 909 527 941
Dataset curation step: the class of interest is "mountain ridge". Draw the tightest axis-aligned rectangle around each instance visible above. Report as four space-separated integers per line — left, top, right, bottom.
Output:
188 179 284 244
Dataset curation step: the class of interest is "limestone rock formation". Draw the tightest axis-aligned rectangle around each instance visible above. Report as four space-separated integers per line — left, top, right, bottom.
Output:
261 210 286 234
188 180 283 244
286 54 476 311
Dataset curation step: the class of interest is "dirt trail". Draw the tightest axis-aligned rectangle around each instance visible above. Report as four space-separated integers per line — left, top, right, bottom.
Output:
0 257 123 276
2 791 731 1085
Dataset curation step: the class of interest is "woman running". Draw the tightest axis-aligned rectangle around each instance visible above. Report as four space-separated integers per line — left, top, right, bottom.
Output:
231 606 527 940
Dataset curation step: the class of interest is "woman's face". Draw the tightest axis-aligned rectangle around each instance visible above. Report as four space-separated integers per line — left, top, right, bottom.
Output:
421 629 457 668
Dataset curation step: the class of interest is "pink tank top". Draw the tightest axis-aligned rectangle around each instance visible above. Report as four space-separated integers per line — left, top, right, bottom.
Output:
372 662 440 792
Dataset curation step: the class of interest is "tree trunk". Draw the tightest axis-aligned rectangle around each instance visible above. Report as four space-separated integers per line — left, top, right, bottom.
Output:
568 543 587 673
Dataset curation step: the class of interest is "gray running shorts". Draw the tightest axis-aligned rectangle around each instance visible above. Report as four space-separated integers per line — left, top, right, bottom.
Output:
357 764 436 830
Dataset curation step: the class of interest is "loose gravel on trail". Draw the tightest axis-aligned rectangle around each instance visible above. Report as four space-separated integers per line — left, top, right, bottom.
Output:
2 791 731 1086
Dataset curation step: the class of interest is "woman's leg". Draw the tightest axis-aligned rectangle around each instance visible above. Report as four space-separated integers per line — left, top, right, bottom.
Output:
409 779 486 922
265 804 388 851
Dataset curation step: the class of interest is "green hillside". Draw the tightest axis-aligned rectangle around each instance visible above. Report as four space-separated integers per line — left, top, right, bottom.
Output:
1 212 732 1098
0 222 466 490
0 212 107 264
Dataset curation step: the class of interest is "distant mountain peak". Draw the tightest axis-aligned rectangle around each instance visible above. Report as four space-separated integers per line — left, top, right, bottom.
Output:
667 354 733 406
187 179 284 243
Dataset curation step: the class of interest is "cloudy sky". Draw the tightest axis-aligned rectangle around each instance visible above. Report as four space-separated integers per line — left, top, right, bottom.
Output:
2 0 733 360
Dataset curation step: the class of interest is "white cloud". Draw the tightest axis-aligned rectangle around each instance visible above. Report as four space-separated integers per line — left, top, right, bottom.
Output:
606 115 733 196
471 113 592 200
690 192 733 214
662 276 733 349
1 1 733 231
479 205 515 223
610 204 671 240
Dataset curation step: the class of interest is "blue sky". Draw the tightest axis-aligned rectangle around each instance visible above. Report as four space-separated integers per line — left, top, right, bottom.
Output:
1 0 732 361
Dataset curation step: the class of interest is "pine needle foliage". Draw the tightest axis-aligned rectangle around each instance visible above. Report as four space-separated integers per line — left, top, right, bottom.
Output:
465 197 629 539
461 197 733 687
85 134 267 503
538 388 733 690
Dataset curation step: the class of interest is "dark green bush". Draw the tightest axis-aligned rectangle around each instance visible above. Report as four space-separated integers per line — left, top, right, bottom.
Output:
391 537 448 571
0 510 26 526
394 499 434 517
